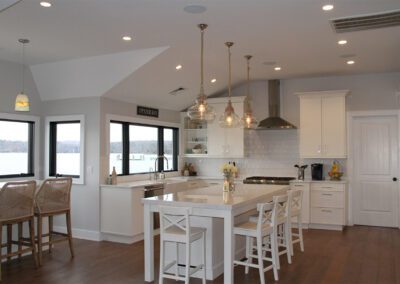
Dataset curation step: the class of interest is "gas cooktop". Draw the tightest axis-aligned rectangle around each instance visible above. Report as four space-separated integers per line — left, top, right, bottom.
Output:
243 176 296 185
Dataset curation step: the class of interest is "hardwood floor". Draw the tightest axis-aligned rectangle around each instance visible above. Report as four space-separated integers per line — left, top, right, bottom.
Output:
1 226 400 284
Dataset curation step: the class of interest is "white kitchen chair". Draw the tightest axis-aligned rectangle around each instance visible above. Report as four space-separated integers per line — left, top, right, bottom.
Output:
288 189 304 255
233 201 279 284
158 206 206 284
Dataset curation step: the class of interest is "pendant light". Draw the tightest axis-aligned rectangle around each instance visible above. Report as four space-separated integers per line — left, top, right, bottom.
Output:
187 24 216 121
241 55 258 129
15 39 30 112
219 42 240 128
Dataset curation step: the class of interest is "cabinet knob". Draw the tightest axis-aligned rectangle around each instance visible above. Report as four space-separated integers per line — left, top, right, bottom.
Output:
393 177 398 182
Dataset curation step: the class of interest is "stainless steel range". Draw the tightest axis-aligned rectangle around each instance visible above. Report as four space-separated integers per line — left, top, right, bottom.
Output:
243 176 296 185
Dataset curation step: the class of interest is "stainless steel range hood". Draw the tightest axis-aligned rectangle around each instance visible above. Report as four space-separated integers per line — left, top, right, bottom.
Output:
257 80 296 129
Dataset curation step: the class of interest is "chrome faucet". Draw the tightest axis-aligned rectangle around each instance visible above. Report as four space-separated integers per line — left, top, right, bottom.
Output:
154 155 169 180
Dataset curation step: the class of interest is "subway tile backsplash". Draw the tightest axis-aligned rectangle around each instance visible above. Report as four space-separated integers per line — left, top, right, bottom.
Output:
185 129 347 180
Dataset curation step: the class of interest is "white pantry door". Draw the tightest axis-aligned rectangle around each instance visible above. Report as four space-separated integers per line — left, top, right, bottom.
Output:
353 115 399 227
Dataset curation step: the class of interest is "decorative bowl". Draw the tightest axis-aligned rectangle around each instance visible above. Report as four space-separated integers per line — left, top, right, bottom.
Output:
192 148 202 154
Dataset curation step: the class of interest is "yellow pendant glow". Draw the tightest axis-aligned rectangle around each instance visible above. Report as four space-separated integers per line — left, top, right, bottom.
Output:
15 93 30 112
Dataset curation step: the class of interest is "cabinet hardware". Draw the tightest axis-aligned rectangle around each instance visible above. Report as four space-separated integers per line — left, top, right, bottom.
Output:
321 186 333 189
321 209 332 213
293 185 304 187
321 193 333 196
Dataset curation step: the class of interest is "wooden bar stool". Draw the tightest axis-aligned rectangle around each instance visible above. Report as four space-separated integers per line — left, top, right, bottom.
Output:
158 206 206 284
288 189 304 256
0 180 38 281
233 201 279 284
34 177 73 266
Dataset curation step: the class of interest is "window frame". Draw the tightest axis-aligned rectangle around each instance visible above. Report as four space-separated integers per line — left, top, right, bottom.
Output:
0 117 36 179
45 115 85 184
109 118 179 176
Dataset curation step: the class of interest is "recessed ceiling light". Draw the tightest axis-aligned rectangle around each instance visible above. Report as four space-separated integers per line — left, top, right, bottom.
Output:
183 5 207 14
347 60 355 65
274 66 282 71
211 78 217 83
338 40 347 45
322 4 334 11
175 65 182 70
122 36 132 41
40 1 52 7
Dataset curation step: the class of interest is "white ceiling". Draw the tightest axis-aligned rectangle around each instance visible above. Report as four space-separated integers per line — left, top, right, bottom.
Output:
1 0 399 111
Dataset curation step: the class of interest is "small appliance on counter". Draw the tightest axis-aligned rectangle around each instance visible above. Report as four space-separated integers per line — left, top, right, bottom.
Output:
294 164 308 180
311 163 323 180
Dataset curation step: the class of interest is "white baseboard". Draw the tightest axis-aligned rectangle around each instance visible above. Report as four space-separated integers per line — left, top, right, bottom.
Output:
309 223 344 231
101 233 144 244
53 226 101 241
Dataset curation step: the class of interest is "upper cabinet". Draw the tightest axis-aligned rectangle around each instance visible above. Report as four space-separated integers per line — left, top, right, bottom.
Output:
181 96 246 158
298 90 349 158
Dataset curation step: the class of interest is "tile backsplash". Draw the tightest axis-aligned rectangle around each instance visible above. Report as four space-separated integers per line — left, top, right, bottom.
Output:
185 129 347 180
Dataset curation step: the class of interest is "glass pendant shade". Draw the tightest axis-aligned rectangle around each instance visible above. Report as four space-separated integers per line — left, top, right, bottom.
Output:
241 55 257 129
15 92 30 111
219 100 241 127
186 24 215 121
15 39 30 112
219 42 240 128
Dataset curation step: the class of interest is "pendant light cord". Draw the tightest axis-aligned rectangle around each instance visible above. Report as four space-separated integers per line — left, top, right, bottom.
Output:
246 57 250 97
228 45 232 99
200 27 204 96
22 42 25 94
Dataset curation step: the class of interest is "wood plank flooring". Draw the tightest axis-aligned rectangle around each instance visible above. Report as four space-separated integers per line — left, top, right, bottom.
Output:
1 225 400 284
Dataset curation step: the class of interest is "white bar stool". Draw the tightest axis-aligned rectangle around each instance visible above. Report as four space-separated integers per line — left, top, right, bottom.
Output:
233 201 279 284
273 194 292 269
158 206 206 284
288 189 304 256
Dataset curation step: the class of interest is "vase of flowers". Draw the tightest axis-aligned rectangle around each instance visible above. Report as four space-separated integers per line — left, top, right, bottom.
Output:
221 163 237 192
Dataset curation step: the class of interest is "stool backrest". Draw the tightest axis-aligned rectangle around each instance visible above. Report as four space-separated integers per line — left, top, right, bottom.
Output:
0 180 36 221
288 189 303 216
35 177 72 214
159 206 191 237
256 201 275 229
273 194 289 225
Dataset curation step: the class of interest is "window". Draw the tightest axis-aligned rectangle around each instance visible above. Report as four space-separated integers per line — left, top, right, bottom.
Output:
109 121 178 175
0 119 34 178
47 115 85 183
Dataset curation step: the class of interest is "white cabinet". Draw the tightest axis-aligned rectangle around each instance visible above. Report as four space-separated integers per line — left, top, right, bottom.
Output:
181 96 246 158
290 182 310 225
298 90 348 158
100 186 144 243
310 182 347 230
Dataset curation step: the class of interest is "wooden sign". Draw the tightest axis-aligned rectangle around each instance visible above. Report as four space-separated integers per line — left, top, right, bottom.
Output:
137 106 159 118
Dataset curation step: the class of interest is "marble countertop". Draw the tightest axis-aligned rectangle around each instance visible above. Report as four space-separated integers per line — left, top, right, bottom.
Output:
141 183 288 210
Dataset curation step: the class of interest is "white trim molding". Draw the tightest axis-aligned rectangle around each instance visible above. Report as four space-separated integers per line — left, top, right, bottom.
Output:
45 114 86 185
0 112 41 180
53 225 101 242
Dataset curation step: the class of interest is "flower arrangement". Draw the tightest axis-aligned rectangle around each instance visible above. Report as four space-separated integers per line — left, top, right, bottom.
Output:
220 163 238 177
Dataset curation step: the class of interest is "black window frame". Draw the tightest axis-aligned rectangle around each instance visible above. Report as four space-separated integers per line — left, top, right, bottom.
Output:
49 120 81 178
0 118 35 178
110 120 179 176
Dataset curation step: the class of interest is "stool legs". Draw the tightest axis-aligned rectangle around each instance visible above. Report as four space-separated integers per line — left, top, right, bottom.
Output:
48 216 53 253
0 223 3 281
298 215 304 252
184 242 190 284
29 219 38 268
202 232 206 284
66 211 74 258
18 223 22 260
257 234 266 284
7 224 12 261
37 216 43 266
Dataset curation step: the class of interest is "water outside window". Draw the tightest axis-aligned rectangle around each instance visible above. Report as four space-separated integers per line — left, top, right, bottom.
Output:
129 125 158 174
109 123 123 174
56 123 80 176
163 128 173 171
0 120 30 175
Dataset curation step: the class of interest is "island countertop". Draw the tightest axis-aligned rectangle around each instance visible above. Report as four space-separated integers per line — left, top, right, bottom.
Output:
142 183 288 211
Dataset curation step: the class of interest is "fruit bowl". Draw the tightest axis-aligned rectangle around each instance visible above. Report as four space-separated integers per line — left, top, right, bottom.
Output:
328 171 343 181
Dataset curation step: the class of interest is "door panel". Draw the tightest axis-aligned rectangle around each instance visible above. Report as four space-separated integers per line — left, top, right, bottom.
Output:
300 97 322 157
353 115 399 227
322 96 346 157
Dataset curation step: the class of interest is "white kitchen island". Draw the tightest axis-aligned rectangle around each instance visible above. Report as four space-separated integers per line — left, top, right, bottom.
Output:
142 183 288 284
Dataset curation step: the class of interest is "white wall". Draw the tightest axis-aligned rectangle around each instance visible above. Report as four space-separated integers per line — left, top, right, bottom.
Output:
190 72 400 179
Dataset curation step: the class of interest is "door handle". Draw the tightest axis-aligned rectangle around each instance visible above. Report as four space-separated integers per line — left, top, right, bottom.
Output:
393 177 398 182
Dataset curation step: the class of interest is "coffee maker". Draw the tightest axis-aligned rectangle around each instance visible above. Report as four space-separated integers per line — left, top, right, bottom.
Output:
311 163 323 180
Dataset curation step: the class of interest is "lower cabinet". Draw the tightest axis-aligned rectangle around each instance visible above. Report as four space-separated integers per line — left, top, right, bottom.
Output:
310 183 347 230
